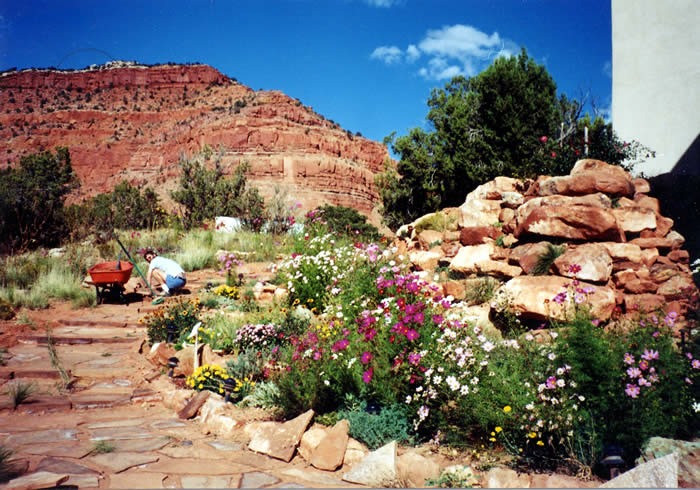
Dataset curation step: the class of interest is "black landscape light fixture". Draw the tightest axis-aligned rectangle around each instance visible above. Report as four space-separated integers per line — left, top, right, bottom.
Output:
223 377 237 403
600 444 625 479
364 400 382 415
166 323 177 343
167 357 179 377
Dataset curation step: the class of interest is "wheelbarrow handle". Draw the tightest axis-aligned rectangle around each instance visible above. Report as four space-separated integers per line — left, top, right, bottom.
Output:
115 238 157 297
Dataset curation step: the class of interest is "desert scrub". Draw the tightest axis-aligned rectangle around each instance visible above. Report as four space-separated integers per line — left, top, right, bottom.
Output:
413 210 458 234
6 380 37 409
463 277 499 305
91 440 115 454
337 400 415 450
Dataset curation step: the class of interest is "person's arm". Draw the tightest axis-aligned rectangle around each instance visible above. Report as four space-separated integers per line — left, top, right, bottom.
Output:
145 264 154 290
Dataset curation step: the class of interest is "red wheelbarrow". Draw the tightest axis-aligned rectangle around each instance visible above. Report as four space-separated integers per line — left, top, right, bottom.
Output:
87 261 134 304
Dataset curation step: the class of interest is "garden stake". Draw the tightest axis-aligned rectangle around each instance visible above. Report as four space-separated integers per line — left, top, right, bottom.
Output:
115 237 164 306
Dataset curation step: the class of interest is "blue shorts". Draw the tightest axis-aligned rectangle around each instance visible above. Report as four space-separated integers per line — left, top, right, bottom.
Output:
165 275 186 291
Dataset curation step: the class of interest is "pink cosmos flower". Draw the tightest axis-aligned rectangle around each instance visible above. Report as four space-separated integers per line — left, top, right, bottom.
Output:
627 367 642 378
406 329 419 341
692 359 700 369
313 351 322 361
568 264 582 274
638 360 649 371
625 384 640 398
360 351 373 365
642 349 659 361
638 377 651 387
362 368 373 384
331 339 349 352
623 353 635 365
545 376 557 389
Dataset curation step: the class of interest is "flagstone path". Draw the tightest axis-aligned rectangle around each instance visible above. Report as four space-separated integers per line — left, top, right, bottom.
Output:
0 270 363 488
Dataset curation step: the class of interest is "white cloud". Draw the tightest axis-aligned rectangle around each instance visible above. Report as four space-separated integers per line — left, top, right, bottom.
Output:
406 44 420 63
369 23 518 80
370 45 403 64
603 60 612 78
363 0 401 7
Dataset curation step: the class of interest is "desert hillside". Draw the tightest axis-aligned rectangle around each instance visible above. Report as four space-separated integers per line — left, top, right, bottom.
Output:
0 62 390 217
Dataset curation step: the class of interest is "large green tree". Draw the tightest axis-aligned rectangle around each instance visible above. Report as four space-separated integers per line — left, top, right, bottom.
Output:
378 49 638 230
0 147 78 253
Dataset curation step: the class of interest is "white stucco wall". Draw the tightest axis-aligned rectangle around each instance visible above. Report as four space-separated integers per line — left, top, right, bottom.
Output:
612 0 700 176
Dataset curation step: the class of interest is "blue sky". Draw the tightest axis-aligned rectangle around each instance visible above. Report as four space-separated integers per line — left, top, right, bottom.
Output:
0 0 613 145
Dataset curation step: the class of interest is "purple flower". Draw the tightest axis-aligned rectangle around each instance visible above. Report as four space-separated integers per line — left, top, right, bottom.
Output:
692 359 700 369
360 351 373 365
552 292 567 304
362 368 373 384
405 329 419 341
625 384 640 398
568 264 581 274
407 352 422 365
642 349 659 361
331 339 349 352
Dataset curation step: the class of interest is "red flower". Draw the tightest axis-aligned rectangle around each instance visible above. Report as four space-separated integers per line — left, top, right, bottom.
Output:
551 151 557 158
540 136 548 143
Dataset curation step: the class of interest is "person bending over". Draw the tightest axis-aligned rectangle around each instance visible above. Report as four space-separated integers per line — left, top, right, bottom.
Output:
143 249 186 296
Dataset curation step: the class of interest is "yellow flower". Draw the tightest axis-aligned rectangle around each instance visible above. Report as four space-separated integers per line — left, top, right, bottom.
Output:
503 405 512 413
528 432 537 439
490 431 495 436
198 384 203 389
495 426 503 433
489 437 496 442
536 440 544 446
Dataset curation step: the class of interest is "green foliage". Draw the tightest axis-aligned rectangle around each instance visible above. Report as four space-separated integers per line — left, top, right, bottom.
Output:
378 50 649 230
0 445 18 483
140 297 201 344
413 211 458 234
463 277 499 305
239 381 281 409
171 154 265 230
65 180 167 239
426 466 477 488
91 440 116 454
265 185 298 234
533 244 565 275
0 147 78 252
226 347 273 382
305 205 381 242
337 400 415 450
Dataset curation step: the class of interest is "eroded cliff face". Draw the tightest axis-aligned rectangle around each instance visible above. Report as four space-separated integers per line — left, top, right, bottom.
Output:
0 62 390 217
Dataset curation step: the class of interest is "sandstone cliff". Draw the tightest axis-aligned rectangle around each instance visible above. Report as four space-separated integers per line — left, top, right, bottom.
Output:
0 62 390 218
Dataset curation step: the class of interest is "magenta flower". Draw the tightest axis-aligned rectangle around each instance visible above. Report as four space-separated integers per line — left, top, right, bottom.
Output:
625 384 641 398
405 329 419 341
552 292 567 304
545 376 557 389
408 352 422 365
313 351 322 361
642 349 659 361
331 339 349 352
362 368 373 384
360 351 373 365
364 328 377 341
692 359 700 369
568 264 581 274
638 360 649 371
623 353 635 365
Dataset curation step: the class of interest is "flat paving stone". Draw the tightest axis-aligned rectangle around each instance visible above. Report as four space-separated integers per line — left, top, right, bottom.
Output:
11 395 72 413
84 418 144 429
241 471 280 488
181 475 235 488
65 474 101 488
90 426 156 441
281 467 355 487
146 456 254 475
71 392 132 409
149 419 188 429
89 452 159 473
207 440 244 451
19 442 94 459
5 428 77 445
109 470 167 488
158 445 227 460
36 456 99 475
5 471 69 489
113 437 171 452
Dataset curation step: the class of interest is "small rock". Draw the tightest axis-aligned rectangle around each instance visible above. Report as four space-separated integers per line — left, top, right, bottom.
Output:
177 389 210 419
310 419 349 471
343 440 397 487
